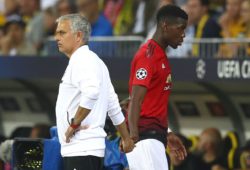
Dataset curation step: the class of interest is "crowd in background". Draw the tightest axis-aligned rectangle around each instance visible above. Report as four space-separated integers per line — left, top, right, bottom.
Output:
0 0 248 57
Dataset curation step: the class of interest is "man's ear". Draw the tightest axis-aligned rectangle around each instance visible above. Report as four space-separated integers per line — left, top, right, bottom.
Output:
162 22 169 31
76 31 83 42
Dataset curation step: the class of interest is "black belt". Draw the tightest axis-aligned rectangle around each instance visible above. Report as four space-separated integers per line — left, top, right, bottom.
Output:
138 131 167 146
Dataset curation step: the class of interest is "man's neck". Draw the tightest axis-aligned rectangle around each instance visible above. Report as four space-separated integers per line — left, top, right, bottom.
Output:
67 42 85 58
152 31 168 51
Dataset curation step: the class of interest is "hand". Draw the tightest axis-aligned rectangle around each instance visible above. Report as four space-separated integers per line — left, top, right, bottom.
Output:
167 132 187 160
129 129 139 143
119 138 135 153
65 125 89 143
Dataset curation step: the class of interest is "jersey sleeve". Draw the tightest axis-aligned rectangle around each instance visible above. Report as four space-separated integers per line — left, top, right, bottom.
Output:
131 55 154 89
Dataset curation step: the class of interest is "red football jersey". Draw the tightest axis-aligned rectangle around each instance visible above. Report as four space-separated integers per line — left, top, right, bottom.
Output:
128 39 172 133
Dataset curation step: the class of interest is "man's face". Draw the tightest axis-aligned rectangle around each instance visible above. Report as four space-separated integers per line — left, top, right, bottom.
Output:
55 20 77 56
226 0 242 18
165 20 187 49
187 0 203 24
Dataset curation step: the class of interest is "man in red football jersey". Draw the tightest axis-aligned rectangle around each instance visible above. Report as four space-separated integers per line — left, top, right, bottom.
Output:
126 4 188 170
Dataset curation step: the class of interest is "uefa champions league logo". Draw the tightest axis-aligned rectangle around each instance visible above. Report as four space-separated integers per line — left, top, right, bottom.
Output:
196 59 206 79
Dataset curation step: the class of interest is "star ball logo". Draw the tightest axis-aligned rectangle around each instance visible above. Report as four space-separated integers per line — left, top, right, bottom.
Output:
196 59 206 79
136 68 147 80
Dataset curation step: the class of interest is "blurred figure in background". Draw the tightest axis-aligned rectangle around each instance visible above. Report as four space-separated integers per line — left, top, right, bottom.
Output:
77 0 113 36
30 123 51 139
18 0 45 54
56 0 76 17
219 0 244 38
193 128 227 170
218 0 244 57
132 0 159 36
103 0 134 35
43 7 57 37
187 0 221 57
0 15 36 56
3 0 19 17
240 0 250 56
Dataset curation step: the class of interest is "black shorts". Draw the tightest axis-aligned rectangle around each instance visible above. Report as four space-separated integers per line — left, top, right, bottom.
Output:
63 155 103 170
139 130 167 146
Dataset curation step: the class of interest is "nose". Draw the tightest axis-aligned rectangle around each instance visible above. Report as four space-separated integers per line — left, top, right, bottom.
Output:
54 34 59 42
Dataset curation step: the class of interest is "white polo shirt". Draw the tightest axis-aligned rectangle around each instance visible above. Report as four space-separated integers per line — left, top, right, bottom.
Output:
56 45 124 157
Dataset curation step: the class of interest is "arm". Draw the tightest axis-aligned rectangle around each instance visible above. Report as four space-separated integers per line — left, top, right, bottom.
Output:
107 80 135 153
128 85 147 142
116 121 134 153
65 57 101 143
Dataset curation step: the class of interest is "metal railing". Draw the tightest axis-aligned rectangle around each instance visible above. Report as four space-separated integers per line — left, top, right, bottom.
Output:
43 37 250 58
168 38 250 58
43 36 144 58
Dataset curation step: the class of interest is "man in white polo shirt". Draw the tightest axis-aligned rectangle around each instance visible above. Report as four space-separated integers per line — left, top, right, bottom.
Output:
54 14 134 170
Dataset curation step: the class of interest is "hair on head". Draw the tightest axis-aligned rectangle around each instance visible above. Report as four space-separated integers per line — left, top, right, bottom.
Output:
156 4 188 24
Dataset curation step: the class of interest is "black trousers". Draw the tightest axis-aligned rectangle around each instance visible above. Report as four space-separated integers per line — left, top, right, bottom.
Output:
63 156 103 170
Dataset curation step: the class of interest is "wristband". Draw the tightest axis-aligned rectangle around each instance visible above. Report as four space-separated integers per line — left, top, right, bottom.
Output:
70 118 80 129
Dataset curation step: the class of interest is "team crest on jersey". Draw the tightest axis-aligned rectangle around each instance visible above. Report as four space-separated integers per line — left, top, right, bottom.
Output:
164 74 172 91
136 68 147 80
166 74 172 83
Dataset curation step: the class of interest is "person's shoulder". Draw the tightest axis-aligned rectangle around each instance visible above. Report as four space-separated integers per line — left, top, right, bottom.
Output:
136 40 159 59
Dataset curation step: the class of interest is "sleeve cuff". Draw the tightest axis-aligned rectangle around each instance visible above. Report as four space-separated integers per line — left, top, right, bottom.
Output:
109 111 125 126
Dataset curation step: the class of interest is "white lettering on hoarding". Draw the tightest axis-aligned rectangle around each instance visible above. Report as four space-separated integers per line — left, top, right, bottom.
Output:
217 60 250 79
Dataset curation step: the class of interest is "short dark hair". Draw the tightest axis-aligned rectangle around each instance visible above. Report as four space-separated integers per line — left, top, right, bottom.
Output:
156 4 188 25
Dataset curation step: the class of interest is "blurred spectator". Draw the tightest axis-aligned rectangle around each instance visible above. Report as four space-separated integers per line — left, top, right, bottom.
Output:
219 0 244 38
241 0 250 56
77 0 113 36
132 0 159 36
56 0 76 16
187 0 221 57
169 133 196 170
0 15 36 56
218 0 244 57
43 7 57 37
209 0 225 18
3 0 19 16
103 0 124 26
30 123 51 139
193 128 227 170
19 0 45 54
103 0 134 35
9 126 32 139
